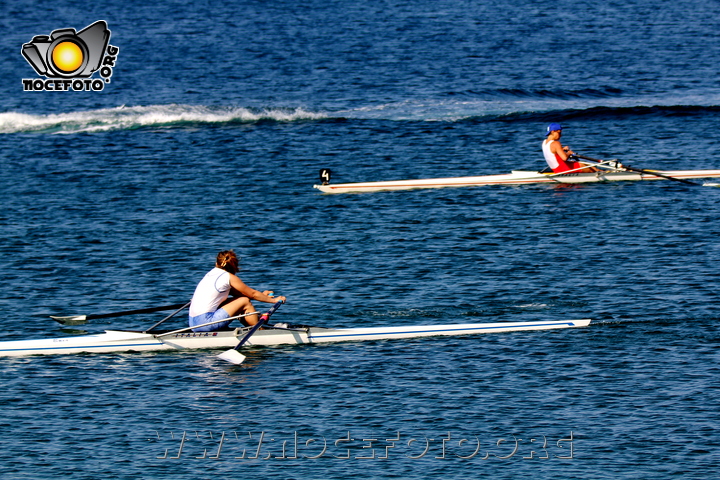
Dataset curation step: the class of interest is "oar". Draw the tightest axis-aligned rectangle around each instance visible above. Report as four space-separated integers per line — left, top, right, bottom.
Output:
217 301 284 365
574 155 701 186
50 302 190 325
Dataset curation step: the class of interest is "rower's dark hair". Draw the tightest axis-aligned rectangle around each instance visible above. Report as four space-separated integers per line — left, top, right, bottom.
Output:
216 250 239 274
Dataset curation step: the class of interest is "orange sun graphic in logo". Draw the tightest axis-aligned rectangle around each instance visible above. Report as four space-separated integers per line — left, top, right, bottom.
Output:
51 41 84 73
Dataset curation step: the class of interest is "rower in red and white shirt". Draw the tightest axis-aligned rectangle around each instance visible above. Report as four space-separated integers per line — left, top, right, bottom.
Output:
542 123 597 173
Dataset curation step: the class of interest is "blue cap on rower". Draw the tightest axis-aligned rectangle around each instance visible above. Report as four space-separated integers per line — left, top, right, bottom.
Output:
546 123 562 136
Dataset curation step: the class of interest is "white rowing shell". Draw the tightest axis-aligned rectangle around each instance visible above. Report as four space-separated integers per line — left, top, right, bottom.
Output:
314 170 720 193
0 319 591 357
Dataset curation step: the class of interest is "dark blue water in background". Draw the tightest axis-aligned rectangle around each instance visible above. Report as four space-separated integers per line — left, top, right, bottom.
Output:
1 1 720 478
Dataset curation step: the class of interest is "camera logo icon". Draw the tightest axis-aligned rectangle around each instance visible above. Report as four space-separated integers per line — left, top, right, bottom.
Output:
23 20 110 78
21 21 119 91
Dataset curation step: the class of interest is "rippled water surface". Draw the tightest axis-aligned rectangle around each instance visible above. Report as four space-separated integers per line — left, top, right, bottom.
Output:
1 1 720 478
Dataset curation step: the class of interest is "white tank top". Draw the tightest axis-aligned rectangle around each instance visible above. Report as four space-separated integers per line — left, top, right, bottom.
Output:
189 267 231 316
542 139 560 170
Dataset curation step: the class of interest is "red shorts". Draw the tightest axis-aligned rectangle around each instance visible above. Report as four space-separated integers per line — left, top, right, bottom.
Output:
552 160 583 173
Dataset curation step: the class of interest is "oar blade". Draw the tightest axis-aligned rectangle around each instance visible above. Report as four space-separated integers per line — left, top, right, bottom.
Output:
218 348 247 365
216 301 284 365
50 315 88 325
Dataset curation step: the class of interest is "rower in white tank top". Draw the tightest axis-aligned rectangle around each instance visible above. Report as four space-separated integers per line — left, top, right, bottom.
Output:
188 250 286 332
542 138 563 171
541 123 598 173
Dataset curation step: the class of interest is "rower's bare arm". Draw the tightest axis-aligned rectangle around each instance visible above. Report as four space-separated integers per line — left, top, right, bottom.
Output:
230 274 285 303
552 141 572 160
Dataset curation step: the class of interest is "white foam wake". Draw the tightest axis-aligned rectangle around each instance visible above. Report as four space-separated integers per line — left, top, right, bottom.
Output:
0 104 329 134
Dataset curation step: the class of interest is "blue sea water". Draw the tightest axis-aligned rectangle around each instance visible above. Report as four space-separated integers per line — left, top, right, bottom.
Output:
1 0 720 478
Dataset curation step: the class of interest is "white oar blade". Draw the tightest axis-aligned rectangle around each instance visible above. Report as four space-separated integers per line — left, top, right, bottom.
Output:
218 349 246 365
50 315 88 325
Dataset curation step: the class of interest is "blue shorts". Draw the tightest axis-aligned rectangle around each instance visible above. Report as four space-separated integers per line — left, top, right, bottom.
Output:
189 309 232 332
